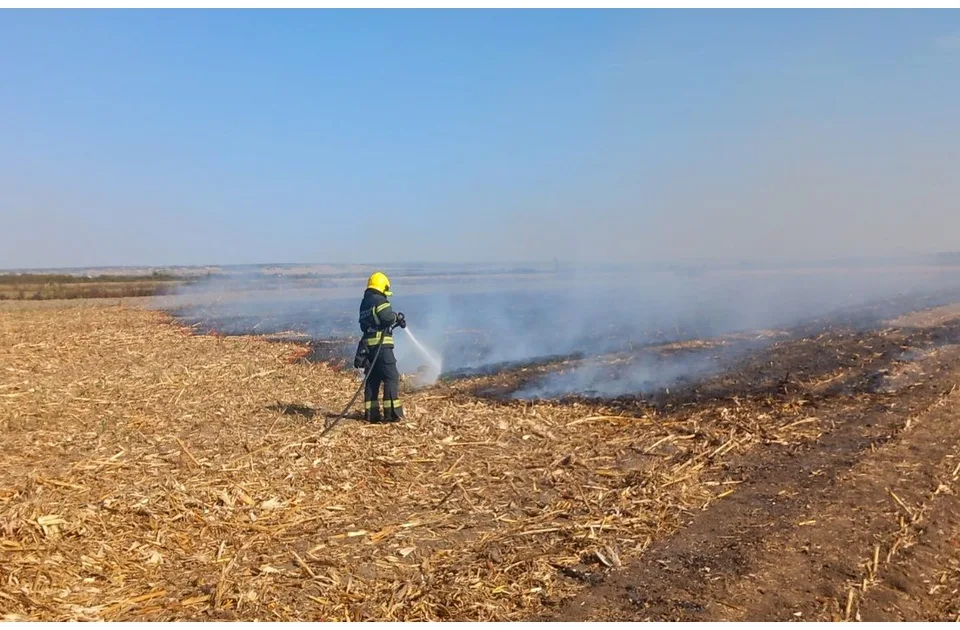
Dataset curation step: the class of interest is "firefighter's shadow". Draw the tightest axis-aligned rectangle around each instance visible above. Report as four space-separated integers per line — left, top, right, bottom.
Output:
267 402 364 422
268 402 319 419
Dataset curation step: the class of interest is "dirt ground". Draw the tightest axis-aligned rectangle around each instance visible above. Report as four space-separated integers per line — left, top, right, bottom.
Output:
3 300 960 621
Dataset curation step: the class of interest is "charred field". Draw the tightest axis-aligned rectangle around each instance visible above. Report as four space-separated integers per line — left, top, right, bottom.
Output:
4 287 960 620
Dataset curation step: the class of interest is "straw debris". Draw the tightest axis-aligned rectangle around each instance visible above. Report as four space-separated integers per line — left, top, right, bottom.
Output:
1 302 827 620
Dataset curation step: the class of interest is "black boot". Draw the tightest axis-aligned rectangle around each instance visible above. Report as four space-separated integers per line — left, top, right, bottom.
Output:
385 404 404 423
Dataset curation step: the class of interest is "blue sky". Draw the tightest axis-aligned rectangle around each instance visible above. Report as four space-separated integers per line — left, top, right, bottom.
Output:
2 10 959 269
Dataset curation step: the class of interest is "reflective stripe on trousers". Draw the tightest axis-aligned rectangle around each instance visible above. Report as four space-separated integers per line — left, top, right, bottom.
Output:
365 399 401 408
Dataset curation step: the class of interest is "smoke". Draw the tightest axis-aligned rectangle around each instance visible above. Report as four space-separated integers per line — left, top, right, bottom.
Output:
163 260 960 400
385 264 960 397
513 348 733 400
157 270 364 339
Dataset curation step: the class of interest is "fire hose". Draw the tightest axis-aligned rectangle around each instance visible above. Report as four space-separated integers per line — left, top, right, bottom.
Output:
319 313 405 438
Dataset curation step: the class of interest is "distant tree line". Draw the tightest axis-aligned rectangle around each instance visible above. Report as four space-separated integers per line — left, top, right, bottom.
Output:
0 271 191 300
0 271 182 285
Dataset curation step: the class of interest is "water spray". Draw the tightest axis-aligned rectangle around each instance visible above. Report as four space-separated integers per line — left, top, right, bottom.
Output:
401 327 443 380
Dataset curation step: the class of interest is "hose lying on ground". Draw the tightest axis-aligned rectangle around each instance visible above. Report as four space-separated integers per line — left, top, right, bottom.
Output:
318 330 387 439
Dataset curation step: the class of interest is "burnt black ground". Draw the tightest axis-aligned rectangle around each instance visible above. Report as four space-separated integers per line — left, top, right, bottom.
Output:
169 283 960 388
540 315 960 621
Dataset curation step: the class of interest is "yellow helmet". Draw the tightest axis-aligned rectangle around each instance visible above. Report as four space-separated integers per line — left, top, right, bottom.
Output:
366 271 392 296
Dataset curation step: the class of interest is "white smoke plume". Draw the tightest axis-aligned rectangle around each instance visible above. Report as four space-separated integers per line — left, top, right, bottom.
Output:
163 261 960 399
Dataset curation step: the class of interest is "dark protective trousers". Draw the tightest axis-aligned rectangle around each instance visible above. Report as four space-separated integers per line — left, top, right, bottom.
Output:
364 348 404 422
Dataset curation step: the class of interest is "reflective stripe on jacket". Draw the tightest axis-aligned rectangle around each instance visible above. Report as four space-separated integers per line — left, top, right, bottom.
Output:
359 288 397 347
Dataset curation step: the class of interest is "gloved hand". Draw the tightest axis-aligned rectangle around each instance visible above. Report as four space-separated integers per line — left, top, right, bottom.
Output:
395 312 407 329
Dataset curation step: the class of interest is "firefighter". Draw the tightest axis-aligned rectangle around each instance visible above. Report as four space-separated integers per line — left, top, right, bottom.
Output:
353 271 406 423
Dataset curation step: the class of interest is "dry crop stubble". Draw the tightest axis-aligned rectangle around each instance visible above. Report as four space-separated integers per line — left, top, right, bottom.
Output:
0 302 831 620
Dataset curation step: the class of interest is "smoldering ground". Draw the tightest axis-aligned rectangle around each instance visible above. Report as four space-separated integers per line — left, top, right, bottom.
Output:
163 263 960 397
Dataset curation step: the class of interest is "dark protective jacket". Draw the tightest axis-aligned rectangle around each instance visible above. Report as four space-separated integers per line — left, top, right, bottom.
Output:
358 288 398 349
357 287 403 421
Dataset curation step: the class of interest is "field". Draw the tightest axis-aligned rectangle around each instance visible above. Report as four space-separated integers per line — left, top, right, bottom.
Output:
0 274 187 301
4 294 960 621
